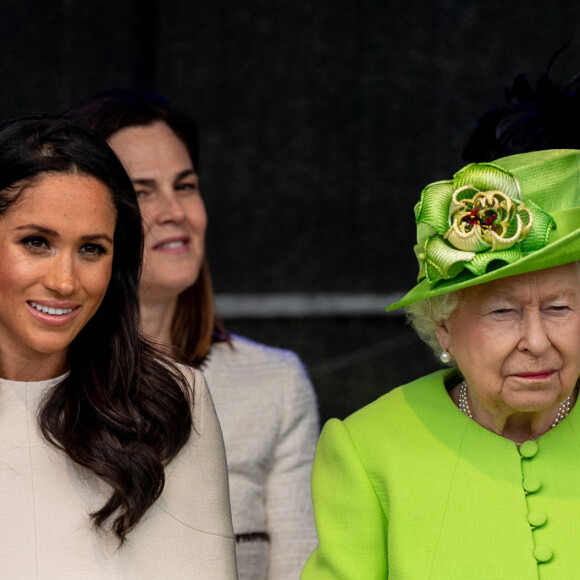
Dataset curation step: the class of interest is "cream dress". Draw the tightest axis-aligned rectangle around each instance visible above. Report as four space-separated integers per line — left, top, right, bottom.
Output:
0 367 237 579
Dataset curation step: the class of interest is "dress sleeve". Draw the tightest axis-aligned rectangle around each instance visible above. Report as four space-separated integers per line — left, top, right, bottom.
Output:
159 367 238 579
301 418 388 579
264 356 320 579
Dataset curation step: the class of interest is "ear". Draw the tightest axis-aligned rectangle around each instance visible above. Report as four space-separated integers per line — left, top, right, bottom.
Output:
435 320 452 354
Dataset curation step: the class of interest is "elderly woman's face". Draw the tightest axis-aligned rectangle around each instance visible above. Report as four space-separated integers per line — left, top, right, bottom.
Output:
436 263 580 416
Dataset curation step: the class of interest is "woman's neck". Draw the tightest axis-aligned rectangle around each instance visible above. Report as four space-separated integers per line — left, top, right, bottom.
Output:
451 382 577 443
0 350 68 382
140 296 177 347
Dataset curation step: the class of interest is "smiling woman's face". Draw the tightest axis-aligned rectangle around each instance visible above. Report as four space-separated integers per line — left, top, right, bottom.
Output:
108 121 207 307
436 263 580 421
0 172 115 378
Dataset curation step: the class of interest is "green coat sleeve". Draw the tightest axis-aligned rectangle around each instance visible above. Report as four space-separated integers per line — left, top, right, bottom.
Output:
301 418 388 579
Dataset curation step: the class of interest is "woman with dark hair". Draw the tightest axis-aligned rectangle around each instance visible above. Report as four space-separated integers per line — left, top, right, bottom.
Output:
0 115 237 578
67 90 319 580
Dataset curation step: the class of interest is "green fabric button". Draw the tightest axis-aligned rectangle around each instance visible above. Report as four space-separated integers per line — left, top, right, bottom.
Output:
519 440 538 458
527 510 547 527
523 476 542 493
534 545 553 563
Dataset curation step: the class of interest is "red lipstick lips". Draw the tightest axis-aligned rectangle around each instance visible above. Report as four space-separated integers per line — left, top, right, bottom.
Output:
514 370 555 380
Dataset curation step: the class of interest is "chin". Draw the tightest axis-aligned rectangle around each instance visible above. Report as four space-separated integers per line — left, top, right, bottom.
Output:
144 267 201 295
169 274 198 292
27 341 71 357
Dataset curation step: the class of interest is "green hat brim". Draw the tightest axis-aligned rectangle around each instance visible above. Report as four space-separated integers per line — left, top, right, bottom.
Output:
387 206 580 311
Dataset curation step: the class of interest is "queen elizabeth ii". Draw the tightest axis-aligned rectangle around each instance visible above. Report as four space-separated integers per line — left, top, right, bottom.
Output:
302 150 580 579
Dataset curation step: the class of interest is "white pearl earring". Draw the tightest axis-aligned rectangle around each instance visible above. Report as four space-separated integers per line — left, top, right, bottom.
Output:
439 350 452 364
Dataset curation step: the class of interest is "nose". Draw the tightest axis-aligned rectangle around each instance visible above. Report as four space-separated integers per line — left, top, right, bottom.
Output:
44 252 78 296
155 191 186 224
518 309 551 356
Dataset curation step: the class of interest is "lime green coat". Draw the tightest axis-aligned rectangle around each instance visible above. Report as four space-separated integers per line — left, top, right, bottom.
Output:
302 369 580 579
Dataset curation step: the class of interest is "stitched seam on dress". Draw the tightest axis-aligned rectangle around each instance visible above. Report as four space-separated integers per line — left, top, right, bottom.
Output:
426 420 469 579
156 503 236 539
342 424 388 531
25 385 40 579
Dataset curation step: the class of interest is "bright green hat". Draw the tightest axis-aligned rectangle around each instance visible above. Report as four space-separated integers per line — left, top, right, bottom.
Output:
387 149 580 311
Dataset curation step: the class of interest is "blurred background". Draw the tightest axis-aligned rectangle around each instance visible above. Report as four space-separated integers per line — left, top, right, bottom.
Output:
5 0 580 424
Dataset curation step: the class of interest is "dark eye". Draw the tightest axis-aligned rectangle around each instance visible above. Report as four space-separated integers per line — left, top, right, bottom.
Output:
22 236 50 251
488 307 517 319
135 189 151 200
80 243 108 258
548 304 570 313
175 181 197 193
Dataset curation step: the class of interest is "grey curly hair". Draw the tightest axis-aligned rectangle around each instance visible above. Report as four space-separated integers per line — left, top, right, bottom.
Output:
404 261 580 364
404 291 459 364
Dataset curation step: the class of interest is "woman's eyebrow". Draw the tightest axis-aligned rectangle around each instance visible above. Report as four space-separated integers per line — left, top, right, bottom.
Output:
131 178 156 187
176 169 196 180
15 224 57 234
80 233 114 244
15 224 113 244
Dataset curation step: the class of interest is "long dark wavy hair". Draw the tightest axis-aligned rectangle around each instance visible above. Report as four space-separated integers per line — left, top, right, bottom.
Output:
0 115 194 544
66 90 229 367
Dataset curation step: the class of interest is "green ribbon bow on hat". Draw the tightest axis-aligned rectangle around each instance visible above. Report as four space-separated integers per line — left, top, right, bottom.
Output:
414 162 556 286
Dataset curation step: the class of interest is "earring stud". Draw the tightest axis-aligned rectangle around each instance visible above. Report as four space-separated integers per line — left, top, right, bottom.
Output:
440 350 452 364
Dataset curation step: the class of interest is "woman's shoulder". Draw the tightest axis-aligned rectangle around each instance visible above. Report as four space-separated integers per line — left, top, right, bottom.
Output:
203 334 317 417
159 361 210 422
343 368 452 432
207 333 306 373
172 361 205 383
154 364 236 566
317 369 461 464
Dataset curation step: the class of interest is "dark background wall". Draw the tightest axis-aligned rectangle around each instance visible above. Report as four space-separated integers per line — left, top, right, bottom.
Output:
4 1 580 423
